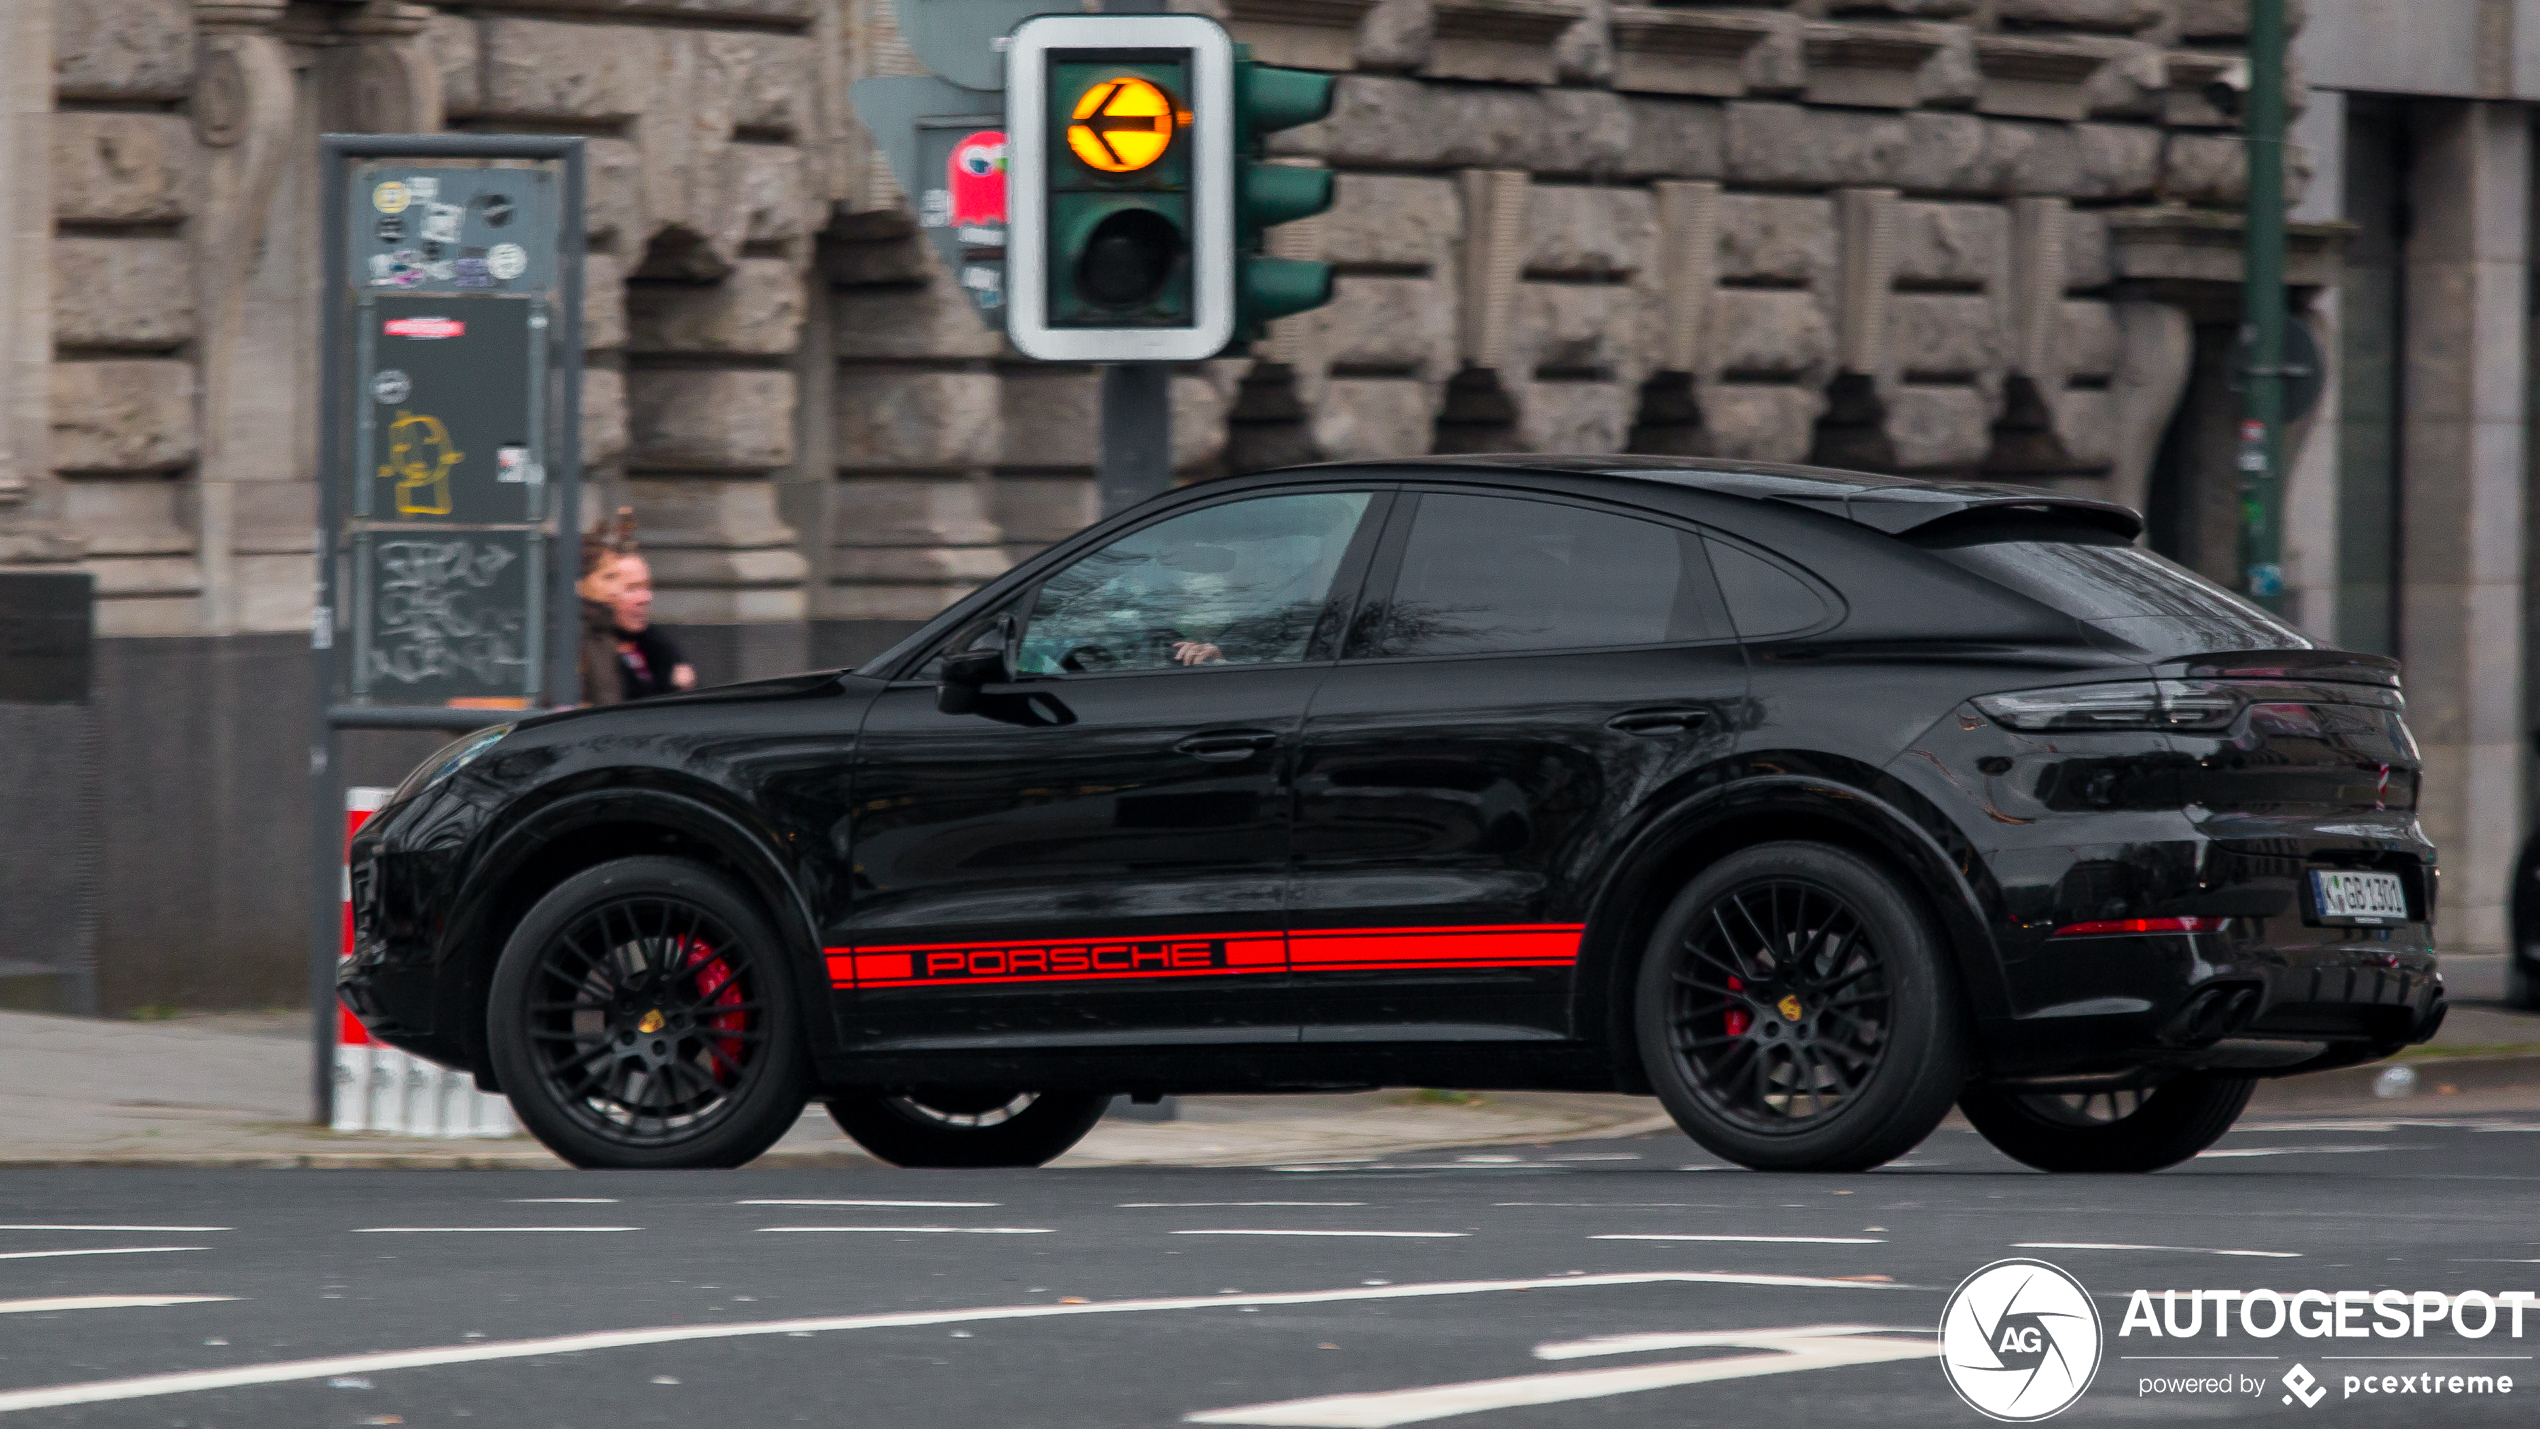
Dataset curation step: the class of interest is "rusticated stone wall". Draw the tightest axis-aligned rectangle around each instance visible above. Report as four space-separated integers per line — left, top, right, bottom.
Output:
13 0 2288 645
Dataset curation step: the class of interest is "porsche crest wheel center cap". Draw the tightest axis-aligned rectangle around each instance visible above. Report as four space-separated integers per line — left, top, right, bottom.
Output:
1777 994 1805 1023
637 1009 666 1035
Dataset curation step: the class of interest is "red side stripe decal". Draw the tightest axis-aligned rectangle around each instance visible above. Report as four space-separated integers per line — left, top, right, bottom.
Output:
827 925 1581 989
1288 924 1582 973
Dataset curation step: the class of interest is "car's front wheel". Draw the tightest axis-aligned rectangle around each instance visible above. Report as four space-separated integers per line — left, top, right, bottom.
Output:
487 856 811 1170
1635 841 1971 1172
1959 1076 2255 1173
825 1089 1111 1168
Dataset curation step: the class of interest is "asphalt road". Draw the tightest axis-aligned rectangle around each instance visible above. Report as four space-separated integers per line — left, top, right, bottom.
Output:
3 1113 2538 1429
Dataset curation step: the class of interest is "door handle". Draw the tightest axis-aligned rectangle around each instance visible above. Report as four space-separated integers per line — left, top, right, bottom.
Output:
1608 708 1712 736
1175 729 1279 762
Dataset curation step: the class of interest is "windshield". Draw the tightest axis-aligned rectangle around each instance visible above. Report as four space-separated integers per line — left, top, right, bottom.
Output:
1918 523 2313 660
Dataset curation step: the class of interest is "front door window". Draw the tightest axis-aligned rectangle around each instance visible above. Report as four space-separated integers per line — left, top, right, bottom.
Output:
1018 491 1372 674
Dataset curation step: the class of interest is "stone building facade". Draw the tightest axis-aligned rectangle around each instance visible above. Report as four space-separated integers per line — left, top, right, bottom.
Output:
0 0 2305 1010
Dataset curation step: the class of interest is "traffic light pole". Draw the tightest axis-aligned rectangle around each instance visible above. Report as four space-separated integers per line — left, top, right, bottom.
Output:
2238 0 2289 611
1099 362 1173 515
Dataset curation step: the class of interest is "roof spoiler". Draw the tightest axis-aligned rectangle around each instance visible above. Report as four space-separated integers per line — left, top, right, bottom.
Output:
1810 491 2145 541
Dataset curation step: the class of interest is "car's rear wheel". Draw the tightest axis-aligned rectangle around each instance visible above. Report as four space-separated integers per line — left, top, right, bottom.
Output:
1635 841 1970 1172
825 1089 1111 1168
487 856 811 1170
1959 1075 2255 1173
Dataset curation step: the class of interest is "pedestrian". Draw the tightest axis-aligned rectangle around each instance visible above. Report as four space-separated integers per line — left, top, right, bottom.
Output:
608 544 697 700
574 508 636 706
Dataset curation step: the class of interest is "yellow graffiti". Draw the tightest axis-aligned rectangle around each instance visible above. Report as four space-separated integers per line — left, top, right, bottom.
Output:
378 410 463 516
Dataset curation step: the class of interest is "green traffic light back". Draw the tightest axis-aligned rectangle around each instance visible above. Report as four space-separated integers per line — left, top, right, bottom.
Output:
1241 163 1335 234
1240 257 1335 326
1236 62 1335 140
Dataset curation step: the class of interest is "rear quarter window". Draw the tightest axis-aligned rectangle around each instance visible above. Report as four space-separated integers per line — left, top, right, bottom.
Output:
1912 520 2312 659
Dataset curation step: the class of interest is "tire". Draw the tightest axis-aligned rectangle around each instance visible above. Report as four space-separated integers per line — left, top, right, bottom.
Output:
825 1089 1112 1168
1634 841 1971 1172
1960 1076 2255 1173
2508 956 2539 1012
487 856 812 1170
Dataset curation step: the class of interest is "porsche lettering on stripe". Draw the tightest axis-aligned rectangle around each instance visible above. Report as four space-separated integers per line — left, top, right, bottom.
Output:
823 925 1583 989
831 935 1286 989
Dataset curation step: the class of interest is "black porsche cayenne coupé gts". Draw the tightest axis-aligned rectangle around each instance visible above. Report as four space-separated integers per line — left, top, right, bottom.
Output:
343 456 2445 1174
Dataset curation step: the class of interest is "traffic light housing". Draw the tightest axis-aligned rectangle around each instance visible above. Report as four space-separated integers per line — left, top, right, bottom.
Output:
1233 57 1337 339
1007 15 1234 362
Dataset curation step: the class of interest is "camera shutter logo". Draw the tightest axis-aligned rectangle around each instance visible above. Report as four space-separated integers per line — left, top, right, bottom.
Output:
1939 1259 2102 1421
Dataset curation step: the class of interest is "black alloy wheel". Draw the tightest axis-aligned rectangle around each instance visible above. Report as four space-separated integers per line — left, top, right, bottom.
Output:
488 857 810 1170
826 1087 1112 1168
1636 842 1970 1172
1959 1075 2257 1173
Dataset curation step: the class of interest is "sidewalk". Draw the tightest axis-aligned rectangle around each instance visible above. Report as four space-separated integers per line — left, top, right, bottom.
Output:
3 959 2533 1169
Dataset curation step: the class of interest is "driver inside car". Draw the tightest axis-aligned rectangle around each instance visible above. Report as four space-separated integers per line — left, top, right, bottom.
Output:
1016 492 1367 676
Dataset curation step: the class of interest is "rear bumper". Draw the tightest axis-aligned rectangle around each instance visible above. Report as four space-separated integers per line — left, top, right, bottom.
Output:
1980 930 2443 1081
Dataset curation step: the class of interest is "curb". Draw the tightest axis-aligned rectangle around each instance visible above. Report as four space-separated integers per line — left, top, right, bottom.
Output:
2250 1051 2540 1110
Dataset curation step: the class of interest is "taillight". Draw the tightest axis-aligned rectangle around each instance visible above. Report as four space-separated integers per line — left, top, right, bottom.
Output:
2051 916 2225 937
1974 680 2242 732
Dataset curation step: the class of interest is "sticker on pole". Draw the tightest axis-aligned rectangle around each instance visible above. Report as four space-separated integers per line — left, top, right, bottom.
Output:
1068 77 1179 172
1938 1259 2102 1421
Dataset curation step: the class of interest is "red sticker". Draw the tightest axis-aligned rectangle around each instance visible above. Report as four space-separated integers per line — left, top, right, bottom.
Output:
383 316 465 339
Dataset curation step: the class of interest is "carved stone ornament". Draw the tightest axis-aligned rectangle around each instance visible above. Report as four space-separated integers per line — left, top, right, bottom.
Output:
1424 0 1588 86
193 46 251 147
1225 0 1385 72
1971 34 2108 122
1800 23 1944 110
1606 7 1781 98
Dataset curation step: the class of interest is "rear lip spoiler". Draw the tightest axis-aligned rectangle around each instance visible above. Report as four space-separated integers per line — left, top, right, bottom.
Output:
2157 650 2403 688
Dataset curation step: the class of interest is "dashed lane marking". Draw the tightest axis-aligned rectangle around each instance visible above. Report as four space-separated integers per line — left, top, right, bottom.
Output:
2016 1242 2301 1258
506 1199 618 1205
1171 1230 1469 1239
754 1226 1053 1234
738 1200 999 1208
1120 1203 1369 1209
0 1248 209 1262
0 1270 1912 1415
0 1226 229 1233
349 1227 640 1234
1591 1235 1885 1245
0 1297 236 1316
2194 1145 2404 1158
1185 1324 1932 1426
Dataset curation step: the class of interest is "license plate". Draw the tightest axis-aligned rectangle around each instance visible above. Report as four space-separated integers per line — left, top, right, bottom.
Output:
2312 869 2408 924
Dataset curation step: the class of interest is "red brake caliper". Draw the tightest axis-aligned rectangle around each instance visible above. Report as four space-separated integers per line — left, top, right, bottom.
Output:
682 940 746 1081
1723 975 1750 1037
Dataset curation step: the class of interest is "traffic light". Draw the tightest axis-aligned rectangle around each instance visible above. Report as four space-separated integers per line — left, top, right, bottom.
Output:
1007 14 1234 362
1233 58 1337 339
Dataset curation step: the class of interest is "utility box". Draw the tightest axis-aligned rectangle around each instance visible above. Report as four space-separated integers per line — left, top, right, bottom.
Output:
0 572 98 1013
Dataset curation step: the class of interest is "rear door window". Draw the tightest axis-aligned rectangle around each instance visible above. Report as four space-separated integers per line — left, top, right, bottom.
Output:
1915 520 2311 658
1359 492 1725 658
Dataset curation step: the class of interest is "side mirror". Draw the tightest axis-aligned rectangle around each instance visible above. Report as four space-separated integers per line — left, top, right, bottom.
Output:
936 648 1008 715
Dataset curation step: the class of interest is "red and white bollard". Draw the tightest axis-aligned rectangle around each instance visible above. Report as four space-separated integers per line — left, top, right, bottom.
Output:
333 786 516 1138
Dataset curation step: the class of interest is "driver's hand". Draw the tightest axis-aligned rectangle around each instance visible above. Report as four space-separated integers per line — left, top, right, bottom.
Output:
1172 641 1224 665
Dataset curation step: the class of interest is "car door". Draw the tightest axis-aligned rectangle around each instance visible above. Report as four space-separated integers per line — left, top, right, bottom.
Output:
835 486 1389 1053
1288 487 1748 1043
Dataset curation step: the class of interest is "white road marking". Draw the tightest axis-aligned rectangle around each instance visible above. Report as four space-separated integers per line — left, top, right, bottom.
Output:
0 1226 230 1233
0 1271 1907 1415
2016 1242 2301 1258
1119 1203 1368 1209
2194 1145 2400 1158
350 1227 639 1234
1591 1234 1885 1245
506 1199 618 1205
1533 1323 1921 1360
0 1297 235 1316
1171 1230 1468 1239
1543 1154 1640 1162
1185 1325 1932 1426
753 1226 1053 1235
0 1248 208 1262
737 1200 999 1208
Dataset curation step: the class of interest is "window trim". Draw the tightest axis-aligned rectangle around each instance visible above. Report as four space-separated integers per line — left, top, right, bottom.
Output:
1341 485 1742 665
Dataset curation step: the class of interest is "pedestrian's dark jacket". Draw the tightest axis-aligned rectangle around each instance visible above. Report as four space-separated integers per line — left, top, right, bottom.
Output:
616 625 687 702
577 599 624 706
